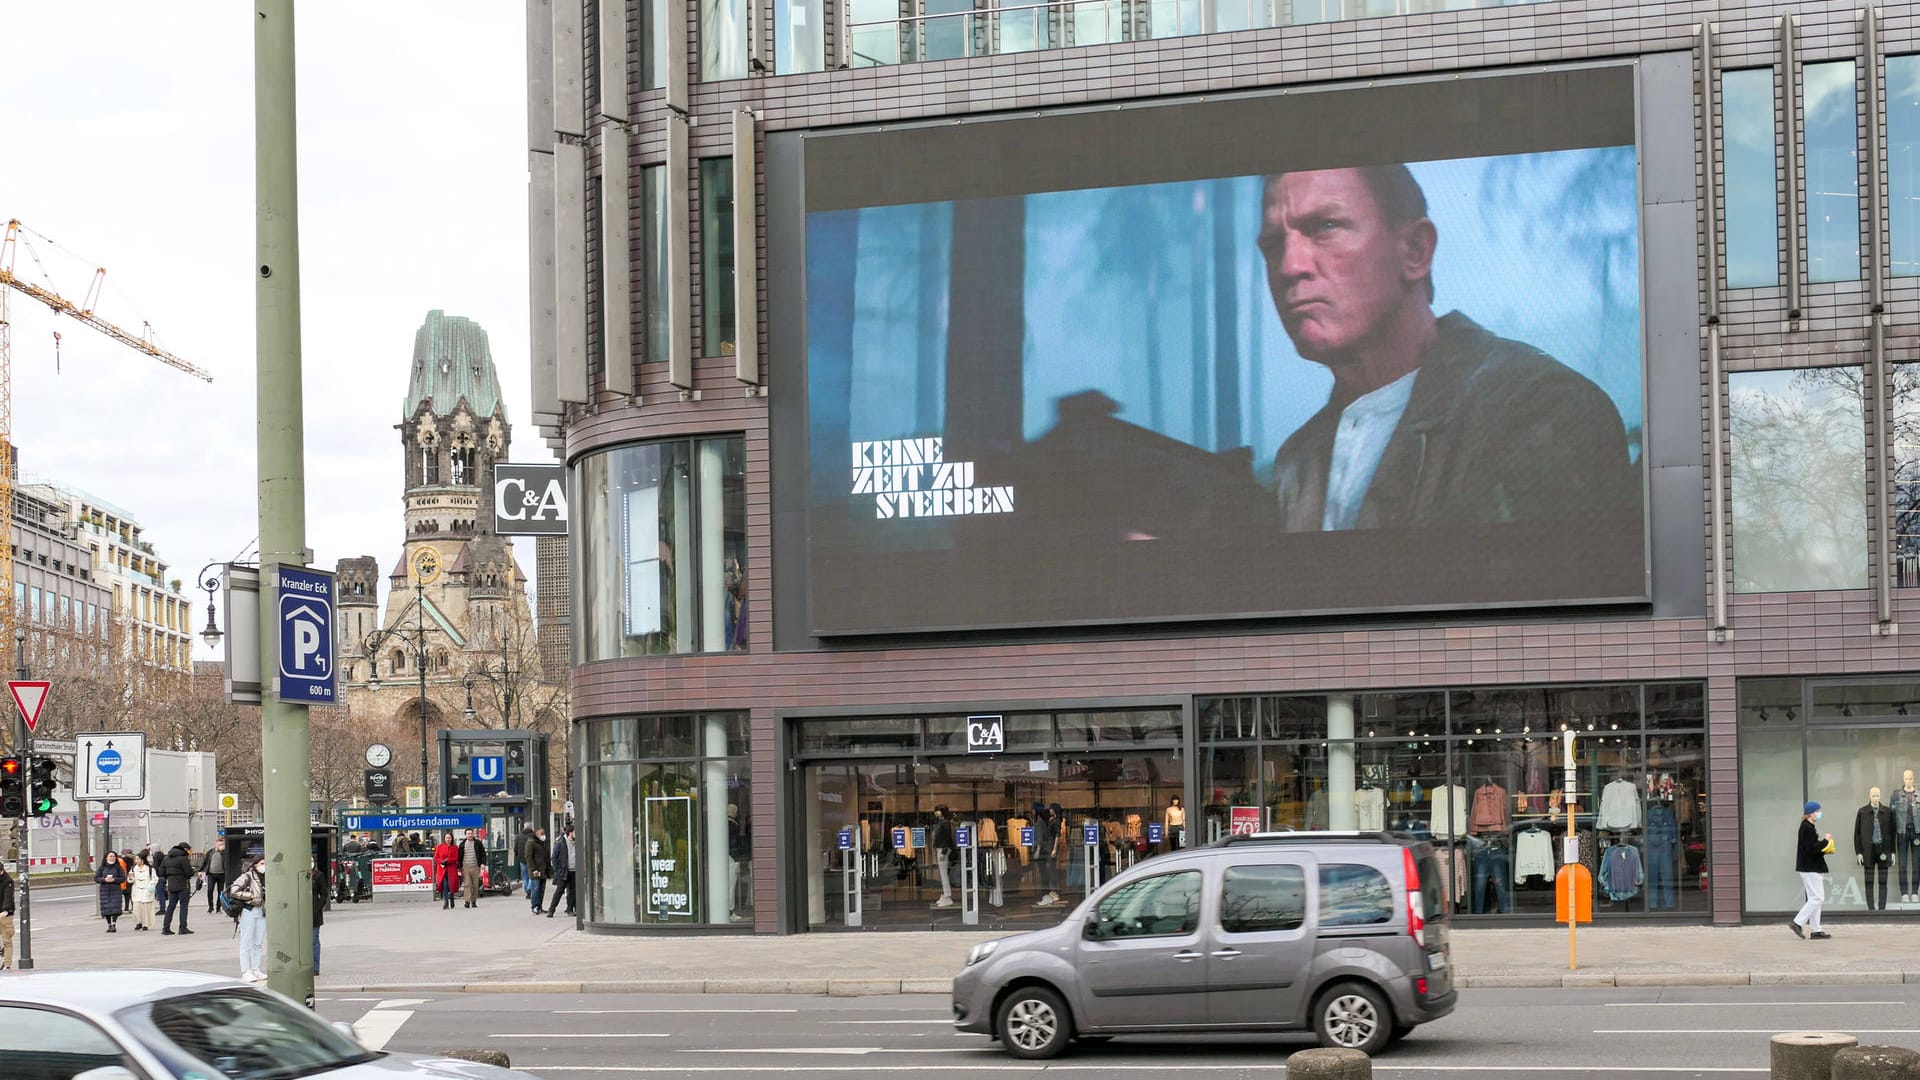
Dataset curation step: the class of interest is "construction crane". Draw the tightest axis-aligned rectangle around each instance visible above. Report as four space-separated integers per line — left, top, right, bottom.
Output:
0 219 214 749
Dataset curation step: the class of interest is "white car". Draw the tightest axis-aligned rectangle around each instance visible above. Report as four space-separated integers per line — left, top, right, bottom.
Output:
0 970 540 1080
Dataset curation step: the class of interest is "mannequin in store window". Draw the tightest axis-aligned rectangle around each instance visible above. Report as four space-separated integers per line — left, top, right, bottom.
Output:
1855 787 1896 912
1894 770 1920 903
1164 797 1187 849
930 806 957 910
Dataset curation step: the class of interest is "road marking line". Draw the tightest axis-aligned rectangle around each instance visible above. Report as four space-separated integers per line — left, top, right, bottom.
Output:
1597 1029 1920 1035
1603 1001 1904 1008
373 998 428 1009
556 999 794 1006
555 1009 800 1014
350 1009 414 1051
521 1067 1773 1074
678 1048 978 1056
825 1020 955 1025
491 1033 673 1039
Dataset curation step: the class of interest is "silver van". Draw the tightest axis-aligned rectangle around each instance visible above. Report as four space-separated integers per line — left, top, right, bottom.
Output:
951 831 1456 1058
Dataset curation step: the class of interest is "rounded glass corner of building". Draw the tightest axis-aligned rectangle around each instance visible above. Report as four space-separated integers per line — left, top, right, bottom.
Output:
578 713 755 930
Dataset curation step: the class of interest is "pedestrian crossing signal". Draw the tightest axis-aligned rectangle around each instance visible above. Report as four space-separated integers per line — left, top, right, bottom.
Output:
29 756 56 815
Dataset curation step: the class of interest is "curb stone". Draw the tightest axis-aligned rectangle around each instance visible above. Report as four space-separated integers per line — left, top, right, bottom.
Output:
1749 971 1904 985
1560 973 1617 988
828 979 902 997
899 979 954 995
703 978 831 995
1459 974 1560 988
1613 972 1747 987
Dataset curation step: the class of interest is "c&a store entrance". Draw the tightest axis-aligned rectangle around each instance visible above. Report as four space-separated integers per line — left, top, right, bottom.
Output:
787 706 1188 931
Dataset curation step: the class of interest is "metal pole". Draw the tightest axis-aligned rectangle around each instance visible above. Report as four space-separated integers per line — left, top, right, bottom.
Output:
14 629 31 969
255 0 315 1005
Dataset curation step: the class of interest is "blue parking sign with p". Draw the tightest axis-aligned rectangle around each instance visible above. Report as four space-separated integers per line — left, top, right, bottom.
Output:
275 566 336 704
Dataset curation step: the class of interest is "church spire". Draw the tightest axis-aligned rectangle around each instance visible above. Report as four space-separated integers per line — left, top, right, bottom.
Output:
406 309 503 420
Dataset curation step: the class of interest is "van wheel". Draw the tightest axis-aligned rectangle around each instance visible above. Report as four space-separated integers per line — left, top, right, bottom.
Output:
997 986 1072 1059
1313 982 1393 1056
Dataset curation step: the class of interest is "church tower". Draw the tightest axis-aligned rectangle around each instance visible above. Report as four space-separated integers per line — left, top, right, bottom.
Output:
398 309 511 572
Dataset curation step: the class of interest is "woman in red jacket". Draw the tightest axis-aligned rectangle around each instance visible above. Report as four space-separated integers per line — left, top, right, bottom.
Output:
433 832 460 911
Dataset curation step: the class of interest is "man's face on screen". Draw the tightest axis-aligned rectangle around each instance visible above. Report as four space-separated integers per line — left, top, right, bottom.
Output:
1259 169 1422 366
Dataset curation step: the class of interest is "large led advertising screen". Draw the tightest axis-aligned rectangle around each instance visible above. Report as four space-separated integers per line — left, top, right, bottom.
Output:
800 67 1647 635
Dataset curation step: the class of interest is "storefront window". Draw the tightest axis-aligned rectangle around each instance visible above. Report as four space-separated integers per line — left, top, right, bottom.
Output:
1739 677 1920 915
1199 682 1708 920
582 714 752 927
1729 367 1868 592
796 706 1185 931
574 435 747 659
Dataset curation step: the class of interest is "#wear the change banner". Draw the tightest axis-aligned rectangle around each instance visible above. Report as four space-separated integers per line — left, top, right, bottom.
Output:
802 75 1646 634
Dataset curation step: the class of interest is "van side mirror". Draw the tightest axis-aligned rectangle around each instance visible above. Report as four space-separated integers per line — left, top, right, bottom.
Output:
1082 917 1105 942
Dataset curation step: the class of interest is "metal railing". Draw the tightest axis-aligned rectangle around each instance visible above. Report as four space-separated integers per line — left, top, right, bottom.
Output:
842 0 1548 67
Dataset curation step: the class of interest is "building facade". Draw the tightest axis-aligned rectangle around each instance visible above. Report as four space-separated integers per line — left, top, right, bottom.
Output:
11 481 111 641
531 0 1920 933
337 311 559 798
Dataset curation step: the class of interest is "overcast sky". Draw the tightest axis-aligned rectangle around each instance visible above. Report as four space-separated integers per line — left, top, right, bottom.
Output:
0 5 538 658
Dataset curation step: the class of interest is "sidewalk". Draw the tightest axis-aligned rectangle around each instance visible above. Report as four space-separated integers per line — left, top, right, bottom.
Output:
14 888 1920 994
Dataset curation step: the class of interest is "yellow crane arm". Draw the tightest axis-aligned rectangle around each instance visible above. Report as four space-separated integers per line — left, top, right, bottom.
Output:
0 270 213 382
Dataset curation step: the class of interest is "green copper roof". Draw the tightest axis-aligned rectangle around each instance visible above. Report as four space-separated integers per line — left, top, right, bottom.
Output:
405 310 502 419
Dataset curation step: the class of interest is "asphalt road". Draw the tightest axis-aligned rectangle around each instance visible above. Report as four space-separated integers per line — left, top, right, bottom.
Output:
312 985 1920 1079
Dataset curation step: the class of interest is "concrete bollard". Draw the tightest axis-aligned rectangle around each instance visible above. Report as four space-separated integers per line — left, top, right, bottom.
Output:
1285 1047 1371 1078
1831 1046 1920 1080
439 1049 512 1068
1769 1032 1857 1080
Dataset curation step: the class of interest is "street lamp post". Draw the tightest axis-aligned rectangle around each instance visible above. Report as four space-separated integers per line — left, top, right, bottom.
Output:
365 578 434 806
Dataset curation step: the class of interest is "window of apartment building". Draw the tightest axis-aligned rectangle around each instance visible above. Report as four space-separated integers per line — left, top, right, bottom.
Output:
1888 56 1920 276
700 157 736 357
702 0 747 79
1723 67 1781 288
848 0 900 65
774 0 824 72
576 435 747 658
1889 363 1920 587
30 587 42 622
640 0 667 88
1729 366 1867 592
1804 60 1861 283
925 0 974 60
641 165 670 363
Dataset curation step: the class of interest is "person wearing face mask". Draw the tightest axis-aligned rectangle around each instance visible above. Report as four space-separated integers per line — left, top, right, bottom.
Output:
1791 801 1833 940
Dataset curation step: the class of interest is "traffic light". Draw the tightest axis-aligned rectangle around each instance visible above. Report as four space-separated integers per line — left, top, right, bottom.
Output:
0 756 21 818
29 756 56 815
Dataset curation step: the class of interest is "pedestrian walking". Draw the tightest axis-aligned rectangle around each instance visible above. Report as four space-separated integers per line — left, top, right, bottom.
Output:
1792 800 1834 940
199 837 227 914
146 845 167 916
311 856 327 976
229 853 268 982
525 826 550 914
518 826 537 894
457 829 487 908
95 851 128 933
0 862 15 969
129 852 158 931
434 832 460 910
545 825 576 918
161 842 195 935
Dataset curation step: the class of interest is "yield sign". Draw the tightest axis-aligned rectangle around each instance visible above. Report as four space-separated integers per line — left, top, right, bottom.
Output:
8 681 50 732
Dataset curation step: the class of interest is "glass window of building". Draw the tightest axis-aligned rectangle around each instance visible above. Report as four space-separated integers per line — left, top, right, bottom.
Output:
923 0 974 61
1803 60 1861 283
1892 363 1920 586
1888 57 1920 276
796 706 1187 930
581 714 752 927
1070 0 1123 45
640 165 669 364
1199 683 1708 921
1728 367 1867 592
774 0 824 73
701 0 747 80
1738 677 1920 915
1722 67 1781 288
995 0 1044 54
848 0 902 66
574 435 748 658
640 0 667 88
700 158 736 358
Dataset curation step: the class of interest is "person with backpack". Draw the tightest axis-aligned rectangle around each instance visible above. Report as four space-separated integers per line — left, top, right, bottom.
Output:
228 853 267 982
